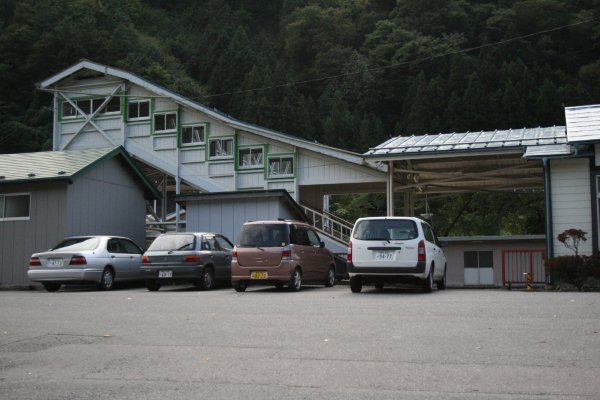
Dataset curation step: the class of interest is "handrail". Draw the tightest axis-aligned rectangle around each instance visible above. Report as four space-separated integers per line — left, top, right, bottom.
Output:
300 204 353 246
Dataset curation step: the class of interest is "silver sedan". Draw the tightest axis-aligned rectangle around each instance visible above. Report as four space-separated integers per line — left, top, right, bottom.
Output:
27 236 144 292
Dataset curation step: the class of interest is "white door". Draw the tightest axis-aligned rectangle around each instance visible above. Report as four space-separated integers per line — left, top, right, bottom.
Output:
464 251 494 285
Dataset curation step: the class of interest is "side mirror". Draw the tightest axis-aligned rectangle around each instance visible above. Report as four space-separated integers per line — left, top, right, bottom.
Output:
320 241 325 248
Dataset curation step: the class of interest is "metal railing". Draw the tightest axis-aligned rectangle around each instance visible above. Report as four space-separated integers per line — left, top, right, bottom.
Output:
300 204 353 246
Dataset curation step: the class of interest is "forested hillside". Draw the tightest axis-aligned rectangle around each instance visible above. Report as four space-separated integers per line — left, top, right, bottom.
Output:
1 0 598 234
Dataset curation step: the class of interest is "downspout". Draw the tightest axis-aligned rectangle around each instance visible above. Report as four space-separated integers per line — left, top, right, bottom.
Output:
543 157 553 258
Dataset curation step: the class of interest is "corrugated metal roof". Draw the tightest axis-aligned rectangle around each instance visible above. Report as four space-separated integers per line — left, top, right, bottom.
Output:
565 104 600 143
0 147 160 199
523 144 572 158
365 126 567 159
0 147 117 183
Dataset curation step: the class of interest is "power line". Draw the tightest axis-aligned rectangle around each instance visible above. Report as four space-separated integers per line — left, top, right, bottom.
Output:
197 17 599 100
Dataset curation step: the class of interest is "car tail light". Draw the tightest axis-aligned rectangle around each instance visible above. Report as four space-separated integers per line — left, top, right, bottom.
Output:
232 247 238 260
281 249 291 260
141 255 150 264
347 241 352 262
69 256 87 265
183 255 201 263
29 257 41 267
418 240 426 263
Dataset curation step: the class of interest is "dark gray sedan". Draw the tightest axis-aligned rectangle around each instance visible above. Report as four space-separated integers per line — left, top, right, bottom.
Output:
142 232 233 291
27 236 144 292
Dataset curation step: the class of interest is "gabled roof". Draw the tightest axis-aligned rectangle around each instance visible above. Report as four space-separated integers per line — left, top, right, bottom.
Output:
39 60 380 171
565 104 600 143
365 126 567 160
0 146 160 199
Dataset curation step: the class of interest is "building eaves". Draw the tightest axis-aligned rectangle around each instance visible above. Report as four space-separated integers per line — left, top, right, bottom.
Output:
565 104 600 143
39 60 378 170
0 146 160 199
364 126 567 160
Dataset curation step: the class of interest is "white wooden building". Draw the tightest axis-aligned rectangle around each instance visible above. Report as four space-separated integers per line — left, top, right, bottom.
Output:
38 60 386 252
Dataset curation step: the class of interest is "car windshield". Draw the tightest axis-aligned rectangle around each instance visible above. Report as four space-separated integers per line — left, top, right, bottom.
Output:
353 219 418 241
238 224 289 247
147 234 195 251
51 237 101 251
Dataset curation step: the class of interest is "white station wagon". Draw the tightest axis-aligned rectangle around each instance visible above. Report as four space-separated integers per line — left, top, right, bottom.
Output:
346 217 447 293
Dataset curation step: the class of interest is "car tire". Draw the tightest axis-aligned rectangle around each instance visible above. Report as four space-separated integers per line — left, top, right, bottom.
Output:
98 268 115 291
324 266 335 287
234 281 247 292
288 268 302 292
146 280 161 291
350 276 362 293
374 281 384 290
42 282 61 292
437 265 447 290
422 268 433 293
197 268 214 291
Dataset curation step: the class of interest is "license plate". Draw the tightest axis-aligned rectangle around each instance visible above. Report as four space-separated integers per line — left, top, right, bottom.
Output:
158 270 172 278
375 252 394 261
48 259 64 268
251 271 268 279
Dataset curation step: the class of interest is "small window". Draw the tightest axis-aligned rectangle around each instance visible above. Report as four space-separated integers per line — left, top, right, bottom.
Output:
0 194 30 220
238 147 263 168
128 100 150 120
464 251 494 269
101 97 121 114
268 156 294 178
215 235 233 251
291 226 311 246
209 138 233 158
203 236 218 250
307 229 321 247
154 112 178 133
62 102 77 118
119 239 142 254
181 124 206 146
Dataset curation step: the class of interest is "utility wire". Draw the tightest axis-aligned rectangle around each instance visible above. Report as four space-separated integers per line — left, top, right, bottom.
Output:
197 17 599 100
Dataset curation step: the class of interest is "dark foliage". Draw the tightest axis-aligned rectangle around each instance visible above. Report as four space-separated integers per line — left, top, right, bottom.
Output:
545 256 600 291
1 0 597 235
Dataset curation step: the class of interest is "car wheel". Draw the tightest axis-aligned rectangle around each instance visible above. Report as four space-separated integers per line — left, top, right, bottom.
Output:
374 281 384 290
437 265 447 290
98 268 115 291
42 282 61 292
350 276 362 293
146 280 161 291
197 268 214 291
234 281 247 292
288 268 302 292
324 266 335 287
422 268 433 293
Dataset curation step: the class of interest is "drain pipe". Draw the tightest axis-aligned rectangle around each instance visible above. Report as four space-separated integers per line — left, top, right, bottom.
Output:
543 157 554 258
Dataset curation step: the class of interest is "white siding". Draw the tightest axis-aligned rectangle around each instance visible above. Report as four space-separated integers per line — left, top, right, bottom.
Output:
298 151 385 185
551 158 593 256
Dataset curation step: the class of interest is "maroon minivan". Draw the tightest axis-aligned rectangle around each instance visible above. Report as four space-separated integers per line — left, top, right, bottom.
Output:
231 220 336 292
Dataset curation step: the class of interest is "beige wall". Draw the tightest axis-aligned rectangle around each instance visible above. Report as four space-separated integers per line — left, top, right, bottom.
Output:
441 237 546 287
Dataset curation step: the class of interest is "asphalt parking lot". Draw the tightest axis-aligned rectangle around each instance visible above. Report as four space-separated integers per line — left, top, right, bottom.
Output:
1 284 599 400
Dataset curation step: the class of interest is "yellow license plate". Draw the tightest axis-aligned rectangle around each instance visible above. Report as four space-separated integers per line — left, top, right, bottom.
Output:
251 271 268 279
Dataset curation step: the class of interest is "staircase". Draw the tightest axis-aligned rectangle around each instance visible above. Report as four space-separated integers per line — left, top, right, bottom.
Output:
299 204 353 255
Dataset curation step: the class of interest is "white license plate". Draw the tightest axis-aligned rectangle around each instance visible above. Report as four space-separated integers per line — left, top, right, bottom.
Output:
375 252 394 261
48 259 64 268
158 270 172 278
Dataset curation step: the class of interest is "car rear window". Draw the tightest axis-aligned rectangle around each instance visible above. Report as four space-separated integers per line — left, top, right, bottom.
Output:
51 237 100 251
353 219 418 241
237 224 289 247
147 234 196 251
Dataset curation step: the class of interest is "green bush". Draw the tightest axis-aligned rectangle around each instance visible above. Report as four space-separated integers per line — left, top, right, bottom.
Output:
545 256 600 291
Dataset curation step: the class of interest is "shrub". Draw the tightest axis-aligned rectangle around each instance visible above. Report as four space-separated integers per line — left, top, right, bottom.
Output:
545 255 600 291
